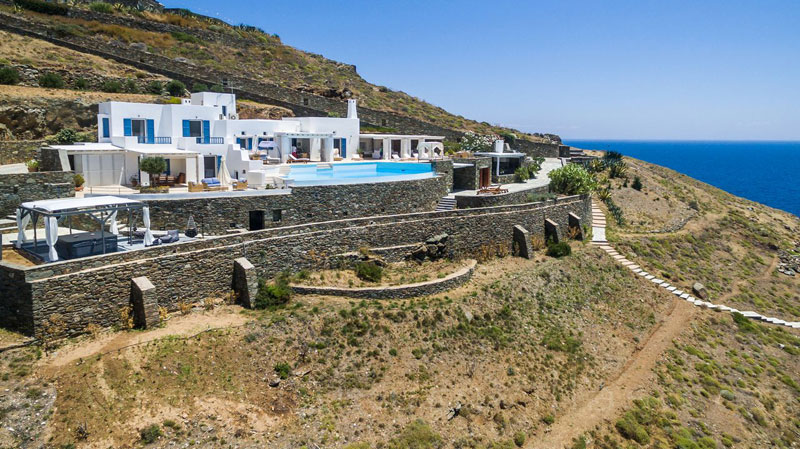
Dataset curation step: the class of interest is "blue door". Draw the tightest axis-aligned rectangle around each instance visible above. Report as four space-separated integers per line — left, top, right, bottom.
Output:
123 118 132 136
341 138 346 158
146 119 155 144
102 118 110 138
202 120 210 144
164 159 171 175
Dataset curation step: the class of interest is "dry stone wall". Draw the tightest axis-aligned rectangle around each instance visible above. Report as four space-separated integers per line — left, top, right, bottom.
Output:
0 195 590 338
0 171 75 217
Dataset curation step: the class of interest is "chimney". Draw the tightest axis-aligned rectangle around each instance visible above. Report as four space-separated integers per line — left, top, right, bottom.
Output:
346 99 358 119
494 139 505 153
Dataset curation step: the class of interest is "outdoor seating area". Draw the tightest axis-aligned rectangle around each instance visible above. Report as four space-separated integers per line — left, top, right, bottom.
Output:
478 184 509 195
151 173 186 187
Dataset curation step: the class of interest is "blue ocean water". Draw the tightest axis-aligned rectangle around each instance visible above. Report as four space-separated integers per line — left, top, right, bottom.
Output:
563 140 800 218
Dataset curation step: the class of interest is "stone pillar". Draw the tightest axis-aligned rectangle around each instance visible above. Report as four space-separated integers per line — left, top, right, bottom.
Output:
401 139 412 158
513 225 533 259
568 213 583 240
382 138 392 160
544 218 561 244
130 276 159 329
232 257 259 309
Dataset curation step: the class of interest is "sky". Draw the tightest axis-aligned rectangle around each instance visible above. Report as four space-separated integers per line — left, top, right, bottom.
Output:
160 0 800 140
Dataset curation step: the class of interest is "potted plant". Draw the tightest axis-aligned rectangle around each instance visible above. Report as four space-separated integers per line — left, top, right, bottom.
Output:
26 159 39 172
73 173 85 192
130 174 139 187
139 156 167 192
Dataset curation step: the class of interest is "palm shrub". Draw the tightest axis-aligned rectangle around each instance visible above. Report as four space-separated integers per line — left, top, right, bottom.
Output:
0 66 20 85
38 72 64 88
632 176 643 191
608 161 628 179
548 164 597 195
602 150 623 168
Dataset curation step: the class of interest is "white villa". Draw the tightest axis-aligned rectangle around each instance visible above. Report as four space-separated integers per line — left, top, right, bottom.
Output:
47 94 445 188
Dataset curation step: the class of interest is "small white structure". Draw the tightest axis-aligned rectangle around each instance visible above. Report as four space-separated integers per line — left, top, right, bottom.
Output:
358 134 445 160
475 139 526 178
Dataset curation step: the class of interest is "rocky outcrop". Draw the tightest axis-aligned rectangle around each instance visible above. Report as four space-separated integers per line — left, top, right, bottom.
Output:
0 96 97 141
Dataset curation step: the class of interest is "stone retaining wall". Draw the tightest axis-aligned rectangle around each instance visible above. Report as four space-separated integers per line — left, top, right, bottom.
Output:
142 173 448 233
455 184 551 209
452 157 491 190
291 260 477 300
0 141 44 165
0 171 75 217
0 195 590 338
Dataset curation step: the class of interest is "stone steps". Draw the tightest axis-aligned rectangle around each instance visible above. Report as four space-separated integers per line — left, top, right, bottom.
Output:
435 197 456 212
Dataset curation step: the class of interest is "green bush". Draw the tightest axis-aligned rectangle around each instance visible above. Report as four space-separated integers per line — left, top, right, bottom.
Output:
210 84 224 93
73 173 84 187
191 82 208 92
88 2 113 13
38 72 64 89
171 31 202 44
254 273 291 308
124 79 138 93
0 66 20 85
548 164 597 195
273 362 291 379
74 77 89 90
514 157 545 181
14 0 69 15
139 424 162 444
146 81 163 95
354 261 383 282
546 241 571 258
513 431 526 447
602 150 623 167
53 128 78 144
386 419 442 449
608 161 628 179
165 79 186 97
632 176 643 191
542 414 555 425
139 156 167 179
615 412 650 444
101 80 122 93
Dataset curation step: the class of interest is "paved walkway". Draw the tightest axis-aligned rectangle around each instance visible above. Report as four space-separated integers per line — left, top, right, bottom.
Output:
590 200 800 330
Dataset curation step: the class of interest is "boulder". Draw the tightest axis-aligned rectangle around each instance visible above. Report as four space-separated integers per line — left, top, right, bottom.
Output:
692 282 708 300
130 42 148 52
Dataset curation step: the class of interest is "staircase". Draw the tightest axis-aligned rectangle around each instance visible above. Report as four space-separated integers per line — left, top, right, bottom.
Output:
569 147 585 158
0 214 17 235
435 196 457 212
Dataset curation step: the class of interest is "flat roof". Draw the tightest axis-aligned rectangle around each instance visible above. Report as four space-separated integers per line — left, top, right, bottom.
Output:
48 143 124 153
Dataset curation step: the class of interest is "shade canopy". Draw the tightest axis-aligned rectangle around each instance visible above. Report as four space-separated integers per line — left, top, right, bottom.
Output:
258 140 277 149
20 196 143 215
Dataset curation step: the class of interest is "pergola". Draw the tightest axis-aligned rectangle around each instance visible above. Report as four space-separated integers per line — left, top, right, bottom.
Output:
15 196 151 262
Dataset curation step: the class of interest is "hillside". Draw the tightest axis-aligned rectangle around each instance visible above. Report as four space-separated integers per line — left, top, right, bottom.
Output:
0 154 798 448
0 1 559 146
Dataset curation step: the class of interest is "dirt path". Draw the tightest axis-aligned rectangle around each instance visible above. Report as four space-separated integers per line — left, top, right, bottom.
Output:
41 306 249 372
530 293 695 448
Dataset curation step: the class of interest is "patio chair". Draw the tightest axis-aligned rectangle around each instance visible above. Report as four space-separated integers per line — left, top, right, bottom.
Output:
288 154 310 163
372 150 382 159
391 153 400 160
233 179 248 191
188 181 204 193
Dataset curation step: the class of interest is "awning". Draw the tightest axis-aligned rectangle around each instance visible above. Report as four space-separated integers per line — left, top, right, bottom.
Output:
21 196 143 214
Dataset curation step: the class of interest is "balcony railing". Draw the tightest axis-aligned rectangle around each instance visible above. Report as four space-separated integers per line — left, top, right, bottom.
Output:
137 136 172 144
196 136 224 144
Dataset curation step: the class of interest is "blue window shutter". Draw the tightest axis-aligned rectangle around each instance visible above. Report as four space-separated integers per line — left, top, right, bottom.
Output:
236 137 242 148
248 138 252 150
216 155 221 173
123 119 132 136
203 120 210 144
341 138 346 158
222 105 227 117
182 120 190 137
102 118 110 138
146 119 155 144
164 159 170 175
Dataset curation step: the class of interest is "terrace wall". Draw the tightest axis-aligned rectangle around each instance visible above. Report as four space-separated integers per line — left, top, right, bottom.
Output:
0 171 75 218
0 195 591 338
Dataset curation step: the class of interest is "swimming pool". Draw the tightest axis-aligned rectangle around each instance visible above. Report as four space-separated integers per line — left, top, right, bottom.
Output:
283 162 435 186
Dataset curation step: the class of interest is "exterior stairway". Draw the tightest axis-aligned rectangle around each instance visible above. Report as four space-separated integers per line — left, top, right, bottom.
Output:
435 196 456 212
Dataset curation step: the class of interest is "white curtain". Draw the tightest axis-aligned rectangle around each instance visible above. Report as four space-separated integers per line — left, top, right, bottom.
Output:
45 216 59 262
218 156 232 186
142 207 154 246
15 209 31 248
109 211 119 235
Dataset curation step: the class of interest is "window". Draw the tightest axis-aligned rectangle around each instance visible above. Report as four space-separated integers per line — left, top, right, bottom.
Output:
381 119 388 126
302 97 309 106
188 120 202 137
102 117 110 138
182 120 209 138
272 209 282 222
130 119 145 137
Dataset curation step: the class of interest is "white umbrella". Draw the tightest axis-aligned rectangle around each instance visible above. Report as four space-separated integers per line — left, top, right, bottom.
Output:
258 140 276 149
218 156 233 186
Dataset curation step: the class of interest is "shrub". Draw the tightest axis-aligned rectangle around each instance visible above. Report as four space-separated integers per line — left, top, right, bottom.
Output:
73 174 84 187
171 31 202 44
542 414 555 425
632 176 643 191
546 241 571 258
210 83 224 92
139 424 162 444
603 197 625 225
165 79 186 97
53 128 78 144
101 80 122 93
602 150 623 166
124 79 138 93
139 156 167 178
386 419 442 449
514 157 545 181
147 81 163 95
459 131 496 152
354 261 383 282
88 2 113 13
38 72 64 89
74 77 89 90
615 412 650 444
14 0 69 15
254 273 291 308
498 131 516 147
608 162 628 179
548 164 597 195
513 431 526 447
191 82 208 92
273 362 291 379
25 159 39 171
0 66 20 85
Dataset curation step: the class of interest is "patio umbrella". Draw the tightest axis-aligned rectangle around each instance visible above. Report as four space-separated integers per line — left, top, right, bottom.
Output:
258 140 276 149
218 156 233 186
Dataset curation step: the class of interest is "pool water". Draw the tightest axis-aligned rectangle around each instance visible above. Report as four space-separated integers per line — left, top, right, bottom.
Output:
284 162 435 186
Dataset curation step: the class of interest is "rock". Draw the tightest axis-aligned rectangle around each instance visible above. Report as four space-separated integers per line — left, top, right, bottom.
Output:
268 379 280 388
446 403 462 421
692 282 708 300
174 57 192 64
461 306 474 323
130 42 148 52
426 233 449 245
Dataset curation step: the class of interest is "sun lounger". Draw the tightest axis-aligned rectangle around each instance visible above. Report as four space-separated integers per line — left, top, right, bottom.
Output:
288 154 310 163
477 184 509 195
233 179 248 191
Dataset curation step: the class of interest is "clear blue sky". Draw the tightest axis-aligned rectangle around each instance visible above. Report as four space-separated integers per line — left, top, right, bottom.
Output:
161 0 800 140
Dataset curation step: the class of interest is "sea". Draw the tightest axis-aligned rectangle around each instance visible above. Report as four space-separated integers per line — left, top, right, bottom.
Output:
563 140 800 218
